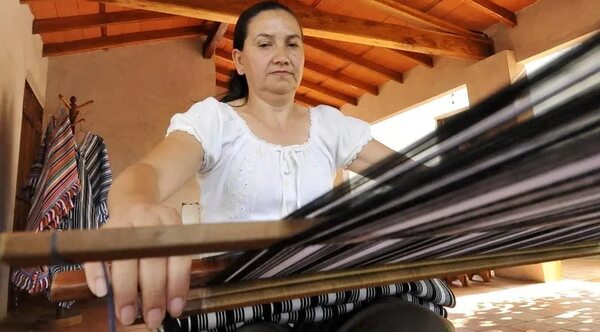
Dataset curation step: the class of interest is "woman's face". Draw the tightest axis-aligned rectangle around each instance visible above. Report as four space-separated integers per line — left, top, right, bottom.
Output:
233 10 305 97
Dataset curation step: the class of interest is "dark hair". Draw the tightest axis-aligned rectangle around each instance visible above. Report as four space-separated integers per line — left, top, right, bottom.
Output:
220 1 301 104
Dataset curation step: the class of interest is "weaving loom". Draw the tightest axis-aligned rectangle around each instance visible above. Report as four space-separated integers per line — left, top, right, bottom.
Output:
1 32 599 331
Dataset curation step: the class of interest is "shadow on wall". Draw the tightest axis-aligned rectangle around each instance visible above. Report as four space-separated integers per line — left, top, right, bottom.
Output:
0 85 17 233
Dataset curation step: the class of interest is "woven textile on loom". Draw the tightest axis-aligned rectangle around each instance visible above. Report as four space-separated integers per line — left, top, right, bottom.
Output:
165 33 600 332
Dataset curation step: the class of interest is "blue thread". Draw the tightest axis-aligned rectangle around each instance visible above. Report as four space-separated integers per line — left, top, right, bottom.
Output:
101 262 117 332
50 231 117 332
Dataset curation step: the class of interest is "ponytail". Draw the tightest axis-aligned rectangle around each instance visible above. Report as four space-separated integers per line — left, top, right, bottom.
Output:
220 70 249 103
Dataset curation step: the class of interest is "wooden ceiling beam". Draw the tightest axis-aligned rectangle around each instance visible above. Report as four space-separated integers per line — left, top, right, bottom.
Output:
99 3 108 38
202 22 228 59
295 93 333 108
392 50 434 68
89 0 493 59
460 0 517 27
33 10 433 70
43 25 209 57
33 10 174 34
303 62 378 95
303 37 403 84
300 80 357 105
215 61 359 106
215 79 228 90
360 0 483 39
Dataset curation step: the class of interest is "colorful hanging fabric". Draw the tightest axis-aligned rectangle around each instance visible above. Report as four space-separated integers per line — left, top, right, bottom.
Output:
25 110 80 232
11 110 80 294
49 132 113 307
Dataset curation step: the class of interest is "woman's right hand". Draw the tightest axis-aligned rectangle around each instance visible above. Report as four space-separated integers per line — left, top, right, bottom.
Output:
83 132 204 328
84 203 192 328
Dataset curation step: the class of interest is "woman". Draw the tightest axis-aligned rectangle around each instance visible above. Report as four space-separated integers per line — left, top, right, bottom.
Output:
84 2 453 331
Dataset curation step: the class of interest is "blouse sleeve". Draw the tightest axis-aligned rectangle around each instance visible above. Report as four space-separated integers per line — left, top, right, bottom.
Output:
166 98 224 172
320 106 373 169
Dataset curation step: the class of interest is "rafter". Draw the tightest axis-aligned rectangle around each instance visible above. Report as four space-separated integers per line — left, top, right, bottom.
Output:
460 0 517 27
295 93 332 108
303 37 403 84
99 3 108 38
89 0 493 59
33 10 174 34
215 79 228 90
392 50 434 68
215 49 378 96
299 80 357 105
43 25 209 57
360 0 483 39
203 22 228 59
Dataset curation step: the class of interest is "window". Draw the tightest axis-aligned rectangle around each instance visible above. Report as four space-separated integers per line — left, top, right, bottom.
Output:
524 45 579 116
348 86 469 179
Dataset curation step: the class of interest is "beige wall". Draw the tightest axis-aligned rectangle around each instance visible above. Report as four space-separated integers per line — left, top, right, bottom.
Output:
0 0 48 320
342 0 599 123
44 38 216 209
491 0 600 63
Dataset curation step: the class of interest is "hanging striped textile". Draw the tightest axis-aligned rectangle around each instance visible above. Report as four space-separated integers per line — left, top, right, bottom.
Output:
25 111 80 232
49 132 113 307
164 33 600 331
59 132 112 231
164 282 452 332
11 111 80 294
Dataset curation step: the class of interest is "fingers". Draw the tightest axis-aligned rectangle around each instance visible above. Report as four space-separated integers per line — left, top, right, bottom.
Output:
84 261 108 297
106 206 185 328
112 259 139 325
160 207 191 318
167 255 192 317
139 257 167 328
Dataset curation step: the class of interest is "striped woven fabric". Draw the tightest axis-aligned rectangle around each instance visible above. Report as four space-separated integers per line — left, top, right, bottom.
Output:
11 111 79 294
165 281 453 332
50 132 113 307
59 132 112 231
25 111 80 232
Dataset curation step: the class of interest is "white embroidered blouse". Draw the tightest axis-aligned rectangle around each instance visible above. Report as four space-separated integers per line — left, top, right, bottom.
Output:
166 97 372 224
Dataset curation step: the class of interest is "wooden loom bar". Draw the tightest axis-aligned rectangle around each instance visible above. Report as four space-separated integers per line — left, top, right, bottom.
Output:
88 0 494 59
185 243 600 314
0 220 317 266
48 242 600 315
